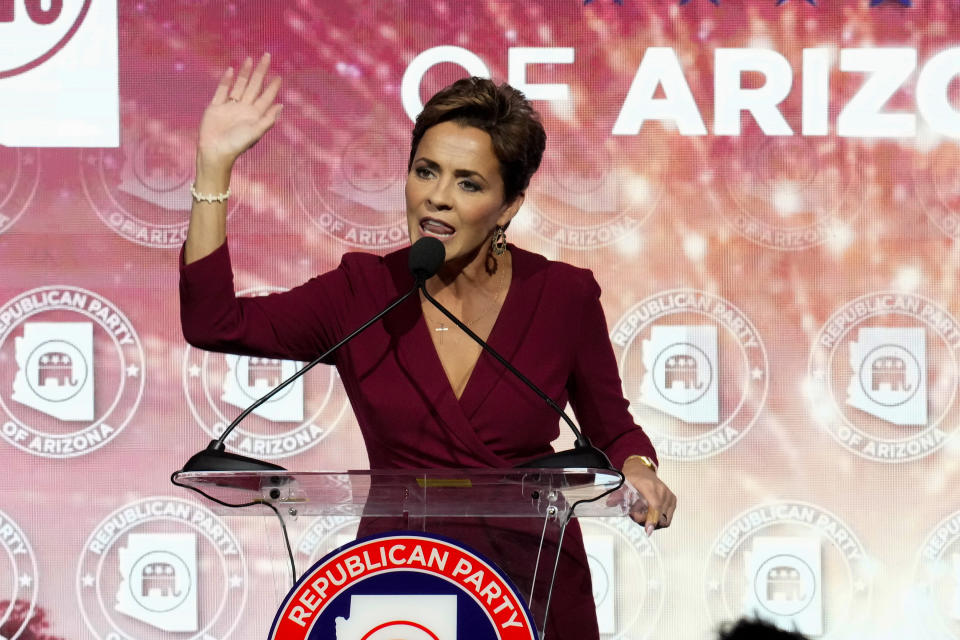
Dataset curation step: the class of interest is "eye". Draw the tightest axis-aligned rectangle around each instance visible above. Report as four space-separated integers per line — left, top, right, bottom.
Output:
459 180 480 192
414 166 434 179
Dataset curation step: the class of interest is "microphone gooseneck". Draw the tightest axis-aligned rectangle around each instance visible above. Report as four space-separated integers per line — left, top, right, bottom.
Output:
416 242 612 470
178 239 447 474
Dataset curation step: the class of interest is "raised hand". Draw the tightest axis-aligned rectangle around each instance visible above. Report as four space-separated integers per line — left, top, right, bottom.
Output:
197 53 283 168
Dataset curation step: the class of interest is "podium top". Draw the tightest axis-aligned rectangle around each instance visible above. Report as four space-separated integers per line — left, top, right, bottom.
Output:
173 467 643 519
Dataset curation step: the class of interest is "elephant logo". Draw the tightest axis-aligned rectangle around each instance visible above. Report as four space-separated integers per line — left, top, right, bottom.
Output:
871 357 913 392
664 355 704 390
36 351 78 388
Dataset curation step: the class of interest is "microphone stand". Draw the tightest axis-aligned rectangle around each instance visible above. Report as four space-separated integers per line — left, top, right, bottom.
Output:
418 284 613 470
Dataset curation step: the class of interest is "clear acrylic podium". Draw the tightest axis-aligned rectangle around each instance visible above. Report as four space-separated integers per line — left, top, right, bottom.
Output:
173 467 644 637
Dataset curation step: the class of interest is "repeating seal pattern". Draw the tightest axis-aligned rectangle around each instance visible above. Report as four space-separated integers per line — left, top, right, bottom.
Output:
76 496 247 640
0 509 39 640
807 292 960 462
0 0 91 78
525 134 668 249
0 147 40 235
80 126 241 248
914 510 960 639
182 286 350 460
912 142 960 240
292 122 407 250
610 289 768 460
0 286 144 458
704 501 872 638
707 136 862 250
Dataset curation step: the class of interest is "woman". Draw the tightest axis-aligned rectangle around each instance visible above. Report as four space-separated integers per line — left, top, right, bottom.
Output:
180 54 676 636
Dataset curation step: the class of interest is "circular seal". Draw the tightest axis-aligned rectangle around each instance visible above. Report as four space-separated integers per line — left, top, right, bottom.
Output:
806 292 960 462
913 510 960 639
0 147 40 235
76 496 247 640
182 286 350 460
524 133 668 250
0 0 91 79
292 123 407 250
912 141 960 240
610 289 769 461
80 127 242 249
579 517 664 639
707 136 863 250
0 286 145 458
704 501 872 638
0 509 39 640
270 532 537 640
295 514 361 569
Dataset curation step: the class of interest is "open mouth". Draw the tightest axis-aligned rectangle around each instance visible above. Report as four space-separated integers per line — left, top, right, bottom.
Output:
419 218 456 239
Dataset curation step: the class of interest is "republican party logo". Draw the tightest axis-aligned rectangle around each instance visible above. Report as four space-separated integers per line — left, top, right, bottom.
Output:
183 287 350 459
291 117 407 249
611 290 768 460
0 509 39 640
77 497 247 639
807 293 960 462
0 286 144 458
271 532 537 640
708 136 863 250
0 0 118 147
913 142 960 240
913 510 960 639
705 502 872 638
0 147 39 235
523 132 668 249
80 124 242 248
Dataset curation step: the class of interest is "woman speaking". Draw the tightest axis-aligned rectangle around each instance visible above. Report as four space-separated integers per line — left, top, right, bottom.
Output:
179 53 676 637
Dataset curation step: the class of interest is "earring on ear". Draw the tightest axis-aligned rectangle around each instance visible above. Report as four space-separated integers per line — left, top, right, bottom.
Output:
492 225 507 256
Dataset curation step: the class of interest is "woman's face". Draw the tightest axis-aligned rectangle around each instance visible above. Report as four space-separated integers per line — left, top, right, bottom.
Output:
405 121 522 265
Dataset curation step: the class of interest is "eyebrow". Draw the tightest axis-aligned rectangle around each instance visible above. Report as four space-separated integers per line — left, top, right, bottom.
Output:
414 158 490 185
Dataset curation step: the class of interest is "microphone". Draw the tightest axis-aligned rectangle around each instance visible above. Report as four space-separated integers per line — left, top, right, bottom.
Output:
415 238 613 470
177 238 446 474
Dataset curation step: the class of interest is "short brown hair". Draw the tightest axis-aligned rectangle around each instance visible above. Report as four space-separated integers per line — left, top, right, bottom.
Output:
408 77 547 204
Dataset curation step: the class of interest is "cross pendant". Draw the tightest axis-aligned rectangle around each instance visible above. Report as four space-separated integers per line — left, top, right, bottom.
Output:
434 322 449 344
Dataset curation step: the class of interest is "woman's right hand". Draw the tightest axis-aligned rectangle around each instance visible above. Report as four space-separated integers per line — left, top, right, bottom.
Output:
197 53 283 170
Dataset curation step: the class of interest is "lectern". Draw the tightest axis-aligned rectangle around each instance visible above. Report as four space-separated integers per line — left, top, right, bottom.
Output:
173 467 645 637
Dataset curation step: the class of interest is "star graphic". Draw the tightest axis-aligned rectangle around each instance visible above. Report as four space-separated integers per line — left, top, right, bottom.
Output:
229 574 244 588
870 0 911 5
752 368 764 380
189 364 202 377
82 573 95 587
126 364 140 377
18 574 33 588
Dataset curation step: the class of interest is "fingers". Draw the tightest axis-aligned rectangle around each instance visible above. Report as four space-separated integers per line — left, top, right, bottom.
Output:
254 75 283 112
228 56 254 102
210 66 234 105
242 53 272 104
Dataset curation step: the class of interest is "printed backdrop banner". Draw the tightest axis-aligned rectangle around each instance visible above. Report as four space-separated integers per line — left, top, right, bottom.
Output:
1 1 959 638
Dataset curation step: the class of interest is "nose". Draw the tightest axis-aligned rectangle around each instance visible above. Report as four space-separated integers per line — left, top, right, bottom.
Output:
426 177 453 211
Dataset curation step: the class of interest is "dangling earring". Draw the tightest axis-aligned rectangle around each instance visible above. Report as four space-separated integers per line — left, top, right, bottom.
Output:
492 225 507 256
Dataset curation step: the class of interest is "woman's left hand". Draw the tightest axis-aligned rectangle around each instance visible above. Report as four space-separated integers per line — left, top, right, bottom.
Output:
622 457 677 536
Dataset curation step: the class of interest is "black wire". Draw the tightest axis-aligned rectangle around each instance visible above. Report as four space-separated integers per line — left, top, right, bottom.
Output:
171 472 297 586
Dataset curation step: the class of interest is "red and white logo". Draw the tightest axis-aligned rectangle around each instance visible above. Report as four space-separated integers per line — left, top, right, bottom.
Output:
0 0 118 147
271 532 537 640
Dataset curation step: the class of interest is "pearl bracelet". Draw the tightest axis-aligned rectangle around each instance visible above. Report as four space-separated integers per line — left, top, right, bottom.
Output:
190 183 231 204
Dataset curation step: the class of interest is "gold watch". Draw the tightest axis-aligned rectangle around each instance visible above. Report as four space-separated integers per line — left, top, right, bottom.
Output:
625 454 658 473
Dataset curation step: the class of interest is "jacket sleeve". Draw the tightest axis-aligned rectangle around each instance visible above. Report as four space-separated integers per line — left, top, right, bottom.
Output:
178 240 357 363
566 272 659 470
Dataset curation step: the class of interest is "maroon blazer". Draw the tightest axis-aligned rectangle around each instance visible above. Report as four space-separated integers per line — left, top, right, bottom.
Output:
179 241 657 471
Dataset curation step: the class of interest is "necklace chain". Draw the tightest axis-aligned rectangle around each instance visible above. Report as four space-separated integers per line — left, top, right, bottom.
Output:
427 267 507 343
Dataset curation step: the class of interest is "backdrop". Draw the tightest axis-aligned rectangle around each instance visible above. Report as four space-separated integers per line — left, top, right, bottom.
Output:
1 0 959 638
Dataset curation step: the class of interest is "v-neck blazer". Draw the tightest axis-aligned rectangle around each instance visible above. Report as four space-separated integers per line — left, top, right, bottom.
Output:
180 241 658 471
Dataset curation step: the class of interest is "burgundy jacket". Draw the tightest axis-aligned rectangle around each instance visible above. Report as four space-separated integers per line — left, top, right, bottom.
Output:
179 241 658 471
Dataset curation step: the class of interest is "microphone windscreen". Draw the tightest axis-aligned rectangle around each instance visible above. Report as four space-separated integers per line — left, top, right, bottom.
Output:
408 237 446 281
